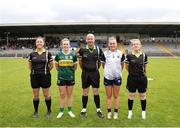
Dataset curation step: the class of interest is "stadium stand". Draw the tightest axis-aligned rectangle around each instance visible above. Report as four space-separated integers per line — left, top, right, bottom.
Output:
1 39 179 57
0 22 180 57
122 40 180 57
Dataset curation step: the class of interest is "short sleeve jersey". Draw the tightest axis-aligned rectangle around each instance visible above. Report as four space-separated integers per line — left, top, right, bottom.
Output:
55 51 77 80
77 45 104 71
125 52 148 76
29 50 53 74
102 49 125 80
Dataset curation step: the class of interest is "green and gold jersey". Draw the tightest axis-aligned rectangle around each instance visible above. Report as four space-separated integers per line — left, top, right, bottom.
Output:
55 51 77 80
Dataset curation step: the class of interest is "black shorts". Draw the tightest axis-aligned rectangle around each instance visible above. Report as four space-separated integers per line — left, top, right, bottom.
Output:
126 75 147 93
81 70 100 89
57 79 75 86
30 73 51 89
104 77 122 86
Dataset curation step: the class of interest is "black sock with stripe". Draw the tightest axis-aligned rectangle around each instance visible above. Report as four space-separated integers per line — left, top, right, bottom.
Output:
33 98 39 112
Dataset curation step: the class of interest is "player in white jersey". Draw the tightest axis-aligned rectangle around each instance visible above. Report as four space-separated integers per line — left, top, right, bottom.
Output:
101 37 125 119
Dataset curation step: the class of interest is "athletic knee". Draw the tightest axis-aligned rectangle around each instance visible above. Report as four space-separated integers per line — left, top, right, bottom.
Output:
42 89 50 98
60 93 66 98
83 90 89 96
44 93 50 98
33 90 39 98
139 93 146 100
67 93 72 98
93 89 99 95
114 95 119 100
106 95 112 100
128 93 135 100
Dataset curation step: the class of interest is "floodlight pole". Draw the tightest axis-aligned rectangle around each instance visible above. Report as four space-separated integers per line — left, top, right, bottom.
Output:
6 32 10 47
176 31 180 49
174 30 178 49
176 32 177 49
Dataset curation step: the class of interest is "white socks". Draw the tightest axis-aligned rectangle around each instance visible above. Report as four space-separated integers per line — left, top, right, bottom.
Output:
142 111 146 119
128 110 146 119
97 108 101 112
81 108 86 112
128 110 132 119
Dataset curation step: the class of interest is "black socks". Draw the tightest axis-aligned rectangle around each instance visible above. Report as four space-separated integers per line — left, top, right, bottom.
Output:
82 95 100 109
33 98 39 112
45 96 51 112
141 99 146 111
128 99 146 111
82 95 88 108
33 97 52 113
128 99 134 110
94 95 100 108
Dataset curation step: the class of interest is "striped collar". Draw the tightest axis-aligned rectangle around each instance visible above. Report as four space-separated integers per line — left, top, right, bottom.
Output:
132 50 142 57
86 45 96 50
35 48 46 55
86 45 96 53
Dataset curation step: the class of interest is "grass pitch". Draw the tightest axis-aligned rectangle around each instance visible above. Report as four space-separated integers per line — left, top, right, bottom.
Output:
0 58 180 127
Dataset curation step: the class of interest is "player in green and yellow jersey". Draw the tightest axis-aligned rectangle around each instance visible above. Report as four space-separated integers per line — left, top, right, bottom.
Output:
55 38 78 118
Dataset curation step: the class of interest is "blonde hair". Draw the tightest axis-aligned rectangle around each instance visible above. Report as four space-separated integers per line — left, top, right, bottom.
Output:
86 33 95 39
130 39 141 45
108 36 117 42
61 38 70 44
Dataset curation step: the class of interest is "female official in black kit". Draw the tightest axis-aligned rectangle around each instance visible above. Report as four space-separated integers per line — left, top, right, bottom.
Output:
125 39 148 119
28 37 53 118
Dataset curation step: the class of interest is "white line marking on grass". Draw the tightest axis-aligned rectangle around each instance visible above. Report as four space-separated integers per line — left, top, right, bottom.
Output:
148 77 154 81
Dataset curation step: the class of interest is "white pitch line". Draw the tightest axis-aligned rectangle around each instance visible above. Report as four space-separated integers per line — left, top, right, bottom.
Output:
148 77 154 81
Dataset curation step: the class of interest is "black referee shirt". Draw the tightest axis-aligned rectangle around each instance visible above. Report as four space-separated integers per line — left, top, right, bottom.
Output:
125 52 148 76
29 49 53 74
78 45 104 71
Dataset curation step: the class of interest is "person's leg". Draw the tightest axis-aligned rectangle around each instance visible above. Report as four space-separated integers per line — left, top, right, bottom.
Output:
67 85 75 117
42 87 51 113
80 70 90 116
113 85 120 112
105 86 112 112
91 71 101 111
91 71 103 118
41 73 52 117
92 87 104 118
59 86 66 113
113 85 120 119
31 74 40 117
92 88 100 110
66 86 73 111
32 88 40 117
128 92 136 119
126 75 136 119
57 86 66 118
82 87 89 112
139 92 146 119
105 86 112 119
138 75 147 119
80 87 89 118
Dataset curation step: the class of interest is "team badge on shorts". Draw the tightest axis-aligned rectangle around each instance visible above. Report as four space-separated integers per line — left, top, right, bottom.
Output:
117 79 121 84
